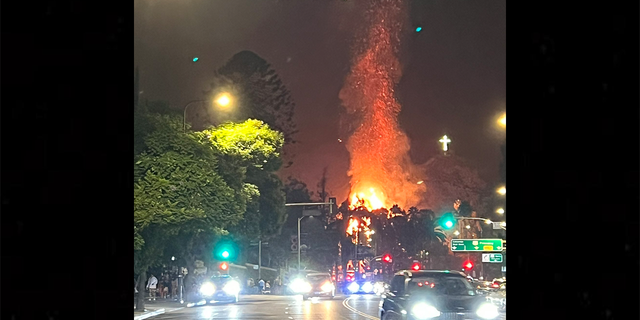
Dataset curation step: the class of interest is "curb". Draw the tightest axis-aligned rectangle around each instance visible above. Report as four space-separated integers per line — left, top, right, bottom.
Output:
134 308 165 320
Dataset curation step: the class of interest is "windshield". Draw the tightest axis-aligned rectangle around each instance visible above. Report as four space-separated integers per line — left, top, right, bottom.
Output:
409 276 476 296
306 275 331 283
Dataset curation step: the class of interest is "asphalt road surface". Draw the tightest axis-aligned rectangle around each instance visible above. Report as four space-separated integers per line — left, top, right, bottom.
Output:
153 294 506 320
154 294 381 320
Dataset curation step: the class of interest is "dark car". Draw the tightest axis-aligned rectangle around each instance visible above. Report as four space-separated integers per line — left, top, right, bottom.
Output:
379 270 502 320
189 275 241 306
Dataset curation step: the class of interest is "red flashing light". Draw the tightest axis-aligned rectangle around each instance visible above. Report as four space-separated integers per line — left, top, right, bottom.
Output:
219 262 229 270
383 254 392 263
411 263 421 271
463 261 474 270
492 283 499 288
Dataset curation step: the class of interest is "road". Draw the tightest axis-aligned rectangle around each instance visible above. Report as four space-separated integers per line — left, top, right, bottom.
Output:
153 294 381 320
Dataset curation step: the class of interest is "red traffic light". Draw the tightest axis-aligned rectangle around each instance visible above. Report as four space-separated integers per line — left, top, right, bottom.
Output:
463 261 474 270
411 263 421 271
383 254 392 263
219 262 229 270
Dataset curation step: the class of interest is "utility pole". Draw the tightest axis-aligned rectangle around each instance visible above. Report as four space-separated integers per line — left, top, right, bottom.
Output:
258 240 262 280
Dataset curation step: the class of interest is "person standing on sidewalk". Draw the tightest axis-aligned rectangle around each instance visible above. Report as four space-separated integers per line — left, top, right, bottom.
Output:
258 279 265 293
147 274 158 301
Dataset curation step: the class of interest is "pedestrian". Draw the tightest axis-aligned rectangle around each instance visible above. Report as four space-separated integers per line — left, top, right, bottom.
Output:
258 279 265 293
147 274 158 301
162 274 170 299
265 281 271 294
171 276 178 299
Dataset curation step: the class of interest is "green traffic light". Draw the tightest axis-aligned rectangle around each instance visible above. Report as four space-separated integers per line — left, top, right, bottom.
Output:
415 27 422 32
440 212 456 230
193 57 199 62
221 250 230 259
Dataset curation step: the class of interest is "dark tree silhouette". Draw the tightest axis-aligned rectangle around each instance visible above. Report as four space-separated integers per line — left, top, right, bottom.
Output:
205 51 298 148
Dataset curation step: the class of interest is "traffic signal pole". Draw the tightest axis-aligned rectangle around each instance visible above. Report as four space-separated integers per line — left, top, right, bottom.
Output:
285 200 334 273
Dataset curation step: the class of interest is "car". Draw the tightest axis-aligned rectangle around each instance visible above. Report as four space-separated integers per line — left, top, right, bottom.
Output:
289 273 336 300
379 270 502 320
490 278 506 290
343 278 376 295
191 275 241 305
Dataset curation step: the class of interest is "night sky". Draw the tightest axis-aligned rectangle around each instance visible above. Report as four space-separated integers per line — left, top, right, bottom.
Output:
134 0 506 201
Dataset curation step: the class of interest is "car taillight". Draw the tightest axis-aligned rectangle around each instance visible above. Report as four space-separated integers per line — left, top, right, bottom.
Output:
492 283 499 288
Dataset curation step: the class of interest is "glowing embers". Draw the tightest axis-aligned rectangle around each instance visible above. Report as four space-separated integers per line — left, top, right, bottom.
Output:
341 0 425 210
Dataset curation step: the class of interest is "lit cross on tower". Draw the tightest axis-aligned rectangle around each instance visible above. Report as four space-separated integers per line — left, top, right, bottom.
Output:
439 135 451 152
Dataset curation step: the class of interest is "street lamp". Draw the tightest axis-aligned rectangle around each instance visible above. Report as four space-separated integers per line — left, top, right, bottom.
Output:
496 208 505 214
285 200 335 273
496 186 506 195
183 92 234 132
215 92 232 108
498 113 506 127
297 210 323 272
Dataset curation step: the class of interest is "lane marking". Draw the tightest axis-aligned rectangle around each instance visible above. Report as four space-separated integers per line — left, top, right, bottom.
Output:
342 297 379 320
134 308 165 320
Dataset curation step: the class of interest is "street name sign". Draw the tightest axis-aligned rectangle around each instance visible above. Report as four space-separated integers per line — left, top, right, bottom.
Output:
451 239 503 252
481 253 503 263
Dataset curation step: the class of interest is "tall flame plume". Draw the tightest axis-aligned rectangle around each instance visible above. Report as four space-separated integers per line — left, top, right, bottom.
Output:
341 0 425 212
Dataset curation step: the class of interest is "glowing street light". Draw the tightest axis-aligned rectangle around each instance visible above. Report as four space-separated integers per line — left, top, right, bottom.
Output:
215 93 232 107
183 92 235 131
453 230 460 236
485 219 493 225
465 225 471 229
497 186 506 195
498 113 506 127
496 208 505 214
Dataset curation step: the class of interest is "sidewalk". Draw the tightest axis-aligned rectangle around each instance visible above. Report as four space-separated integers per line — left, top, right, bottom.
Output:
133 298 184 320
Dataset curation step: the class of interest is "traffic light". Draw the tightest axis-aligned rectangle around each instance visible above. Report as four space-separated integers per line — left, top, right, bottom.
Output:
214 241 237 261
219 262 229 271
463 260 474 271
411 262 421 271
440 212 456 230
383 254 392 263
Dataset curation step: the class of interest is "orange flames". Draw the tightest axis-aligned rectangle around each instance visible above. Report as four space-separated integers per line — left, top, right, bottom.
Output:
340 0 425 211
345 216 373 244
349 188 386 211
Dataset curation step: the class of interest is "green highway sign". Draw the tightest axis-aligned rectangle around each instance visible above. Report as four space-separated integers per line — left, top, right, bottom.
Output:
450 239 503 252
482 253 503 263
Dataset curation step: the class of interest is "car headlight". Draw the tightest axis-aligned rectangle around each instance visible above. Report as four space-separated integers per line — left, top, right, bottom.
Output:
291 279 312 293
347 282 360 293
411 302 441 319
374 282 385 294
223 280 240 295
199 282 216 297
321 281 335 293
361 282 373 293
476 302 499 319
